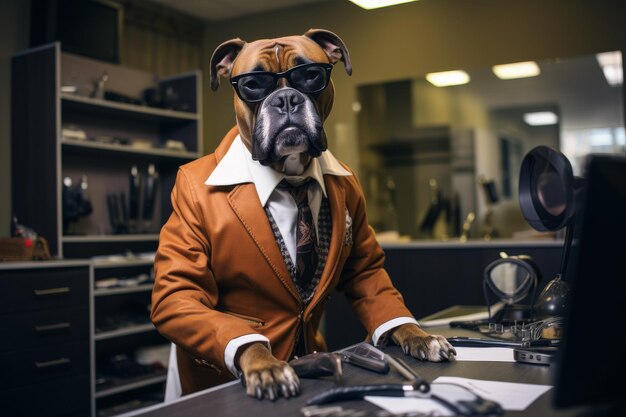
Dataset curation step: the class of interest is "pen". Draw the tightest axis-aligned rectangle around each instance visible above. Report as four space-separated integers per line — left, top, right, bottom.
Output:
384 354 430 393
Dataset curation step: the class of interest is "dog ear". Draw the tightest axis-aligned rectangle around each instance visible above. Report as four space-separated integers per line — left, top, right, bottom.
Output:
210 38 246 91
303 29 352 76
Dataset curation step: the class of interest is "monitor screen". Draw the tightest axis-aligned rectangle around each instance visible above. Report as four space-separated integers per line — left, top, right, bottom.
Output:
553 153 626 410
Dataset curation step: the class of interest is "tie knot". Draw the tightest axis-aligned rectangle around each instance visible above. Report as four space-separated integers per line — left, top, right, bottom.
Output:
278 178 311 207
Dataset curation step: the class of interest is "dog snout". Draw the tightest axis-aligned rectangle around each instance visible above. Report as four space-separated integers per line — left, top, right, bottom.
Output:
268 88 305 114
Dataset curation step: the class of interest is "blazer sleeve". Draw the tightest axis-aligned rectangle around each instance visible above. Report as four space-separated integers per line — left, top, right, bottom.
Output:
335 172 415 336
151 167 264 371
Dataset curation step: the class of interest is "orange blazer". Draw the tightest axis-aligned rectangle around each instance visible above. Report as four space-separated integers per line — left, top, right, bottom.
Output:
151 126 413 394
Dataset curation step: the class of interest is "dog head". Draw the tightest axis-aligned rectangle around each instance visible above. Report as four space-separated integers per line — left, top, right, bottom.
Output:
210 29 351 175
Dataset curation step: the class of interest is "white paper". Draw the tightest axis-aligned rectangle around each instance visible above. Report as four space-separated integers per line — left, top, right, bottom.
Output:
365 395 454 416
434 376 552 411
453 347 516 362
364 377 552 414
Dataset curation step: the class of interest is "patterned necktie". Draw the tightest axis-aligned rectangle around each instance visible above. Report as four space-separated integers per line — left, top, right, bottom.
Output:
279 179 318 290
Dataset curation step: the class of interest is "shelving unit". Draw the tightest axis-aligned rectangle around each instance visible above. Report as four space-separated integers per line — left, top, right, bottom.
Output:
11 42 203 417
12 42 203 259
91 259 169 416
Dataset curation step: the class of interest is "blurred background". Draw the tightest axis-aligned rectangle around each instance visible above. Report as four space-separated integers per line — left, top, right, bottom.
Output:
1 0 625 243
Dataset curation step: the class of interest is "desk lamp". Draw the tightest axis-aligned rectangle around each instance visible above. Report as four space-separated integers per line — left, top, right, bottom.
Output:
518 146 584 319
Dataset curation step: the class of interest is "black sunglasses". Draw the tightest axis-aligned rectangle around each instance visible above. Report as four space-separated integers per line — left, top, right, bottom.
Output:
230 62 333 103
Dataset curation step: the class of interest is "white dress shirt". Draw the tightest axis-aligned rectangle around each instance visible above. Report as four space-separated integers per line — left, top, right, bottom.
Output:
205 135 417 376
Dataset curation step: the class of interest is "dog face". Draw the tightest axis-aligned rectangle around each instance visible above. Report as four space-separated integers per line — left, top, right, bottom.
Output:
210 29 351 174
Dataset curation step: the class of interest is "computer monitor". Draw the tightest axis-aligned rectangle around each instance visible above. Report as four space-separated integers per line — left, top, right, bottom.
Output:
553 153 626 412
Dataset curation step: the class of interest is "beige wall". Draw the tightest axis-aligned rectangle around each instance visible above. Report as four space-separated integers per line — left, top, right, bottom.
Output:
201 0 626 174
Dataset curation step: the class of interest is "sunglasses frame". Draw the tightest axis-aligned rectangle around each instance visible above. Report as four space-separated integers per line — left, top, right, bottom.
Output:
230 62 333 103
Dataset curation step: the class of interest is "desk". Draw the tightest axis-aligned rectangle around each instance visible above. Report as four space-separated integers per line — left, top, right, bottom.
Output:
119 327 588 417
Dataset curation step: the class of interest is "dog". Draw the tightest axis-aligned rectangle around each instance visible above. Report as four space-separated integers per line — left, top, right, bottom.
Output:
151 29 455 403
210 28 457 398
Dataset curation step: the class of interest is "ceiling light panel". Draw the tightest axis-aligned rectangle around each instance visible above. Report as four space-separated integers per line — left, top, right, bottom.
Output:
348 0 418 10
425 70 470 87
524 112 559 126
492 61 540 79
596 51 623 86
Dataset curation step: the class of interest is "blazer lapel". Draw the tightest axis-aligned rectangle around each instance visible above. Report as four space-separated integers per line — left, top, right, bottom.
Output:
227 183 301 304
308 175 346 309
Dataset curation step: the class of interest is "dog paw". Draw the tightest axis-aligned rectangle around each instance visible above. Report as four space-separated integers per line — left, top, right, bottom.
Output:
391 323 457 362
238 343 300 400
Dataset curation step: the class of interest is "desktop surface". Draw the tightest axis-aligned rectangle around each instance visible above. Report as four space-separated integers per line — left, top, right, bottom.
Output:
120 327 593 417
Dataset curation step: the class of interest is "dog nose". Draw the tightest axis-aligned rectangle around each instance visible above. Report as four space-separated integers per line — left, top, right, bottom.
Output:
268 88 305 113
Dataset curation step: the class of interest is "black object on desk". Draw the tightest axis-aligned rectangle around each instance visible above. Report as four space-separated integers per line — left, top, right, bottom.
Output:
289 352 343 384
307 380 503 416
514 347 556 366
339 343 390 374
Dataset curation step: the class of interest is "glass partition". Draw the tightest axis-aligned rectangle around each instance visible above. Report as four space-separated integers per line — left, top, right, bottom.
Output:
356 52 624 242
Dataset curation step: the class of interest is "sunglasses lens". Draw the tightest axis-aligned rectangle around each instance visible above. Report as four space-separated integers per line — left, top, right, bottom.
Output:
236 74 275 102
290 65 329 93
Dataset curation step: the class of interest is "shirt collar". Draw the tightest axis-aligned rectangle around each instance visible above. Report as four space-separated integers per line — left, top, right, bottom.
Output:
205 135 351 206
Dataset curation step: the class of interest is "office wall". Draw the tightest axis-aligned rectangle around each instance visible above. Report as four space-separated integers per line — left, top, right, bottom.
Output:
0 0 30 238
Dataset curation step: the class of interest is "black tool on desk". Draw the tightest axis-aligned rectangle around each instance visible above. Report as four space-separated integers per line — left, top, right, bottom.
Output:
338 343 389 374
289 352 343 385
447 336 555 348
307 379 503 416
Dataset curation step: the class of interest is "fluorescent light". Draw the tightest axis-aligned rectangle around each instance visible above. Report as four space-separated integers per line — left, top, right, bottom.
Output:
596 51 623 86
348 0 418 10
492 61 540 79
425 70 470 87
524 112 559 126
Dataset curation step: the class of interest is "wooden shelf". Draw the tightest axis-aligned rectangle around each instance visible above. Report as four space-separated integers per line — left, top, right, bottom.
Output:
93 258 155 269
95 283 154 296
95 371 167 398
62 138 199 161
62 93 198 121
63 234 160 243
95 323 156 341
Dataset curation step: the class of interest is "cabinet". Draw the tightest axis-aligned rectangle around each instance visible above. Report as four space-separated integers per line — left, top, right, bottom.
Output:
11 42 203 416
0 261 93 417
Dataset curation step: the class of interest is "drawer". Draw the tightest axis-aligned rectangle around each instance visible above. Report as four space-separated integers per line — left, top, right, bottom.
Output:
0 374 90 417
0 341 90 389
0 266 89 314
0 307 89 353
